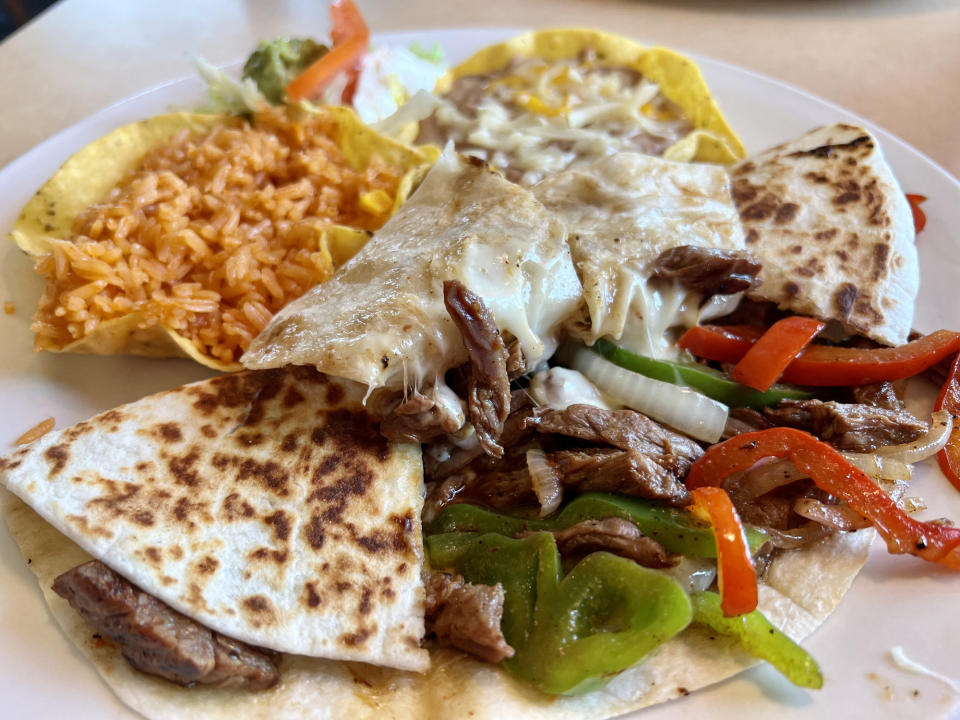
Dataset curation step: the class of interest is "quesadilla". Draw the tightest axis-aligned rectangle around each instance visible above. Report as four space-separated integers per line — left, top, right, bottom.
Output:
242 149 582 392
731 123 919 346
412 29 745 185
0 367 428 672
3 485 874 719
532 151 750 358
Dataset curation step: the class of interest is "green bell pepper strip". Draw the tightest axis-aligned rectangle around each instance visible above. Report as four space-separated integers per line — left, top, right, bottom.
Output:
426 493 768 558
427 531 693 695
691 591 822 689
590 338 812 409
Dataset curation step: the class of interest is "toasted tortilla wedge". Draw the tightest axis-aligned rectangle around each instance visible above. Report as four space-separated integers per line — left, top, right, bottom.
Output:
0 368 428 672
242 150 582 392
731 124 918 346
2 490 872 719
532 152 747 356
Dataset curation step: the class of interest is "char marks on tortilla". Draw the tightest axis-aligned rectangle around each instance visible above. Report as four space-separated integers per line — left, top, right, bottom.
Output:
731 123 918 346
0 368 428 672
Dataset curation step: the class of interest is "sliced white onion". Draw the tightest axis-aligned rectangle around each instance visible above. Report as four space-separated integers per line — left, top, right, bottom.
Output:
564 346 729 443
659 556 717 594
526 448 563 518
841 452 913 482
793 497 872 531
762 522 832 549
875 410 953 464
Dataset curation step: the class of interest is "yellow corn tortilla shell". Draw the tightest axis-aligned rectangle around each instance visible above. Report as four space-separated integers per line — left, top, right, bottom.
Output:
10 109 436 372
435 29 745 164
3 485 872 719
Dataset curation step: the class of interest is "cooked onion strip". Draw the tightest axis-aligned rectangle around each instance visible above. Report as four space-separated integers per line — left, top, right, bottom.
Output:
565 345 728 443
526 448 563 518
793 497 872 531
761 521 832 549
725 458 808 502
875 410 952 464
841 452 912 482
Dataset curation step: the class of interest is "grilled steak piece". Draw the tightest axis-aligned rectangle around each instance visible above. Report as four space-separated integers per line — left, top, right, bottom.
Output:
547 448 691 507
444 280 511 458
722 407 774 439
763 399 927 452
543 518 679 568
379 384 466 443
526 404 703 477
649 245 761 296
505 339 528 380
850 382 904 411
424 390 536 482
52 561 279 689
425 572 514 664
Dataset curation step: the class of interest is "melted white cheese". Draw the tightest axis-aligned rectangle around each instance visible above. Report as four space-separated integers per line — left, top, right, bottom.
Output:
529 367 620 411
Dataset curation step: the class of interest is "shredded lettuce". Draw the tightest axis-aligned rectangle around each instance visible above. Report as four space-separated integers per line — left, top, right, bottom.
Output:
193 56 269 115
409 41 445 64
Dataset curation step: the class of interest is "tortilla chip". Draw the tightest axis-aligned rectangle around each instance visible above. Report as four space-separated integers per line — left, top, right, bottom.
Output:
436 29 745 164
10 109 435 372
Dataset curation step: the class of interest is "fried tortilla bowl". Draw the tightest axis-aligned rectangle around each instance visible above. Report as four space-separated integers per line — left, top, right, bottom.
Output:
435 28 746 165
10 108 436 372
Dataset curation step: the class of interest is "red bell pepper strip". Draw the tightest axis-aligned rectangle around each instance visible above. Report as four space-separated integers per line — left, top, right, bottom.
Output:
936 351 960 492
730 316 825 391
686 486 758 616
906 193 927 234
286 0 369 102
679 326 960 387
686 428 960 570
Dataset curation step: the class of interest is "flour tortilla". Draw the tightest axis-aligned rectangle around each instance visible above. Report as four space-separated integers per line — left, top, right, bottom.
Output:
731 124 918 346
532 152 747 354
3 485 872 719
242 150 582 392
0 368 428 672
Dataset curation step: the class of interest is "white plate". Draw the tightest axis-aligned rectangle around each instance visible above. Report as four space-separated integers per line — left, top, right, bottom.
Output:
1 27 959 720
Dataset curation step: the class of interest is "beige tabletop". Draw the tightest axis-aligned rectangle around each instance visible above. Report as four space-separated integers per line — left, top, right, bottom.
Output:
0 0 958 178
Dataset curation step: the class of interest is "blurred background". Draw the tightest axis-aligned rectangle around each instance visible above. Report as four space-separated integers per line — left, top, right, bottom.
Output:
0 0 57 40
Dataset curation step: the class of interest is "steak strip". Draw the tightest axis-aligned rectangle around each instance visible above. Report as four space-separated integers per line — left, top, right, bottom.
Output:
525 404 703 477
378 383 465 444
521 518 679 569
52 560 279 689
547 448 691 506
763 399 927 452
850 381 904 412
444 280 511 458
649 245 761 296
425 572 514 664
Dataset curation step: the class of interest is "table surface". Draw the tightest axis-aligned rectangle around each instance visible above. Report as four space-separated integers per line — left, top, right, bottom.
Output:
0 0 958 179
